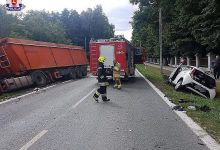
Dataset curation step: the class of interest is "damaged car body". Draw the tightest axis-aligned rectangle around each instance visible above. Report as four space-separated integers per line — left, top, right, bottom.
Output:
168 64 216 99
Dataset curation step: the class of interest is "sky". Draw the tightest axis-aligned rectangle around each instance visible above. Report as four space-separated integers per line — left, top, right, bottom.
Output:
0 0 138 41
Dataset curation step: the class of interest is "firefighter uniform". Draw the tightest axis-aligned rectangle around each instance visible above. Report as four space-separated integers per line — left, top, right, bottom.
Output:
93 56 110 102
113 62 121 89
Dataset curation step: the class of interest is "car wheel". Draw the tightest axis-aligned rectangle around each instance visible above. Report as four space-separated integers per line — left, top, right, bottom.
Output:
175 79 183 91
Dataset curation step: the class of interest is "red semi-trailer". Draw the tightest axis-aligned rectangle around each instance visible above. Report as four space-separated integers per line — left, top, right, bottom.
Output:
89 36 136 78
0 38 88 93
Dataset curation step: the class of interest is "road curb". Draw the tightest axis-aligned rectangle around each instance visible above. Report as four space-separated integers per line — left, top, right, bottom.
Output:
137 69 220 150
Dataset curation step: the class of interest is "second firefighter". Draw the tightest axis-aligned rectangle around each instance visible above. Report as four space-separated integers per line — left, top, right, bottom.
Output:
113 61 122 89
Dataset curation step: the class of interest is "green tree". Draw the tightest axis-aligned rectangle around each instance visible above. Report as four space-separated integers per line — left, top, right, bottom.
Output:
1 5 115 50
189 0 220 54
130 0 220 58
60 9 83 45
0 5 18 38
60 5 114 51
79 5 114 51
131 6 159 57
80 5 114 39
22 10 71 44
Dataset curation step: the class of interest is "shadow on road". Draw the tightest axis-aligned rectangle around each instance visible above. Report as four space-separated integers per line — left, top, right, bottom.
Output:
98 101 123 109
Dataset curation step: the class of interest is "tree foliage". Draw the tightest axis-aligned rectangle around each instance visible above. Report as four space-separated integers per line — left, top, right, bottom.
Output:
130 0 220 57
0 5 18 38
0 5 115 52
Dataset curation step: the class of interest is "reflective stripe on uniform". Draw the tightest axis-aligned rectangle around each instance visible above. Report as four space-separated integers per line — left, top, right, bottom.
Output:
99 82 108 86
95 91 100 96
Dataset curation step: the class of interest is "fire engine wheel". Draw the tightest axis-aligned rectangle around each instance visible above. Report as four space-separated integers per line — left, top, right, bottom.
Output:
31 71 47 86
123 74 129 81
175 79 183 91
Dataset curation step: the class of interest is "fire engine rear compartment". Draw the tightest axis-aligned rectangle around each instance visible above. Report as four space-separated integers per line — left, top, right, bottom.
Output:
100 45 114 68
89 38 136 78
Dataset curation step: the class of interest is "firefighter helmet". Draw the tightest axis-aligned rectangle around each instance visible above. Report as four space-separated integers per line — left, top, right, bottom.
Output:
98 56 106 62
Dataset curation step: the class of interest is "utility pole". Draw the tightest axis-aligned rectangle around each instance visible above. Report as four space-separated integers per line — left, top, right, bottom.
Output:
84 37 87 53
159 7 163 74
147 0 163 74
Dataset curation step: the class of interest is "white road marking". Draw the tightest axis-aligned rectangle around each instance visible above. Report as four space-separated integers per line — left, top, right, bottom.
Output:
19 130 48 150
18 88 95 150
0 85 56 105
137 69 220 150
72 88 96 109
62 80 72 84
0 79 76 106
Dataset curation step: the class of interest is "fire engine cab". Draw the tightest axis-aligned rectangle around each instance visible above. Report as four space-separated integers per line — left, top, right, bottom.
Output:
89 36 136 78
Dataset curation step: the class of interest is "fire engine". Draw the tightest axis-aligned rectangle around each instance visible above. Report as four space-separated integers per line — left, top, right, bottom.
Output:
89 36 137 79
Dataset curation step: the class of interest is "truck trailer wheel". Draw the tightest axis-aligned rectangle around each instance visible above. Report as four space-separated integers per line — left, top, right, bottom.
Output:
69 69 76 79
76 68 82 78
82 66 87 77
31 71 47 86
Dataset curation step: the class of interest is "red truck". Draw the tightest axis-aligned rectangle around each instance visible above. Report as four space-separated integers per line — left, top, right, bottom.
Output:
89 36 136 78
0 38 88 93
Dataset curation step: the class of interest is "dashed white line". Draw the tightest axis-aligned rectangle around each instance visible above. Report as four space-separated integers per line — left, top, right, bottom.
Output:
137 69 220 150
72 88 96 109
19 130 48 150
18 88 95 150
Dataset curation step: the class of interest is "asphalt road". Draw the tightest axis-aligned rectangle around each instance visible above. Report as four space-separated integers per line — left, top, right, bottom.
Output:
0 73 209 150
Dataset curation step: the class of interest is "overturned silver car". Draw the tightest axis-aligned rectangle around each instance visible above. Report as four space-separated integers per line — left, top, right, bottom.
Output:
168 64 216 99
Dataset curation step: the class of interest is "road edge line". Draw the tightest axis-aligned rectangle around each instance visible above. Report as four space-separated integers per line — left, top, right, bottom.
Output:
0 78 77 106
137 69 220 150
0 85 56 105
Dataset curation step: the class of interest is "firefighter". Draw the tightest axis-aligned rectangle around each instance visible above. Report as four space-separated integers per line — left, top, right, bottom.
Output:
113 61 121 89
93 56 110 102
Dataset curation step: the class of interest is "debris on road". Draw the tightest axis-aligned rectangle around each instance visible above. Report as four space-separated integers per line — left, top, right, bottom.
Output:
179 99 192 103
172 105 184 111
187 106 196 111
199 105 211 112
198 142 205 146
115 127 119 132
34 88 40 92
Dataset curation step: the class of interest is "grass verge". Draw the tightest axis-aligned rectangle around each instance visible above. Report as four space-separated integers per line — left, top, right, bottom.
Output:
137 64 220 143
0 88 34 103
0 84 42 102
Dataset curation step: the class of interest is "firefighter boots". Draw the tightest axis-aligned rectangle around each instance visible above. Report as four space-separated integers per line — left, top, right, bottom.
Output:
102 96 110 102
93 94 99 102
